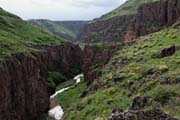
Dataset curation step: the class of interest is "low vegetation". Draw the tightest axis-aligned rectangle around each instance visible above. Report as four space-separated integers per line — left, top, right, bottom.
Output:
29 19 88 41
36 114 55 120
48 71 67 89
56 77 86 109
101 0 160 19
60 27 180 119
56 79 76 91
0 8 65 60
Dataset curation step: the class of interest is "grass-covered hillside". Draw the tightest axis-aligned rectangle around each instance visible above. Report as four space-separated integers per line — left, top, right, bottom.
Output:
28 19 88 41
0 8 65 60
101 0 160 19
58 26 180 119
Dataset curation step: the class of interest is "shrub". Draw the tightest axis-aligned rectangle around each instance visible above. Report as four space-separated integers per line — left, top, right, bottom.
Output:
48 71 66 89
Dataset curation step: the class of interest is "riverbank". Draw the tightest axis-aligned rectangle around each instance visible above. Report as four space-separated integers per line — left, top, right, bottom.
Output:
48 74 84 120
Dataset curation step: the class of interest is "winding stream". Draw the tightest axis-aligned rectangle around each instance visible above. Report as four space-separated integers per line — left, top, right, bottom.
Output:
48 74 83 120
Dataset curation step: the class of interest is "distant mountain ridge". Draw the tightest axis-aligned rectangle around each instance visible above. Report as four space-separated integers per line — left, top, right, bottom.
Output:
28 19 88 41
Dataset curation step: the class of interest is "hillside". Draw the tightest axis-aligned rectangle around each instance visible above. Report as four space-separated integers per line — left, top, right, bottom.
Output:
58 24 180 120
101 0 160 19
1 0 180 120
0 8 66 60
28 19 88 41
0 8 83 120
78 0 179 42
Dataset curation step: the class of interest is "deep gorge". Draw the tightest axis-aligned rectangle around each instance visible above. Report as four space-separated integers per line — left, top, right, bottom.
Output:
0 43 82 120
1 0 180 119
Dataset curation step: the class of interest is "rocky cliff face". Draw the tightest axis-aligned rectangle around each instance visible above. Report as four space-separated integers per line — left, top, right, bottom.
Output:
77 15 135 42
0 43 82 120
78 0 180 43
135 0 180 36
0 53 49 120
108 109 178 120
38 43 82 79
82 44 121 89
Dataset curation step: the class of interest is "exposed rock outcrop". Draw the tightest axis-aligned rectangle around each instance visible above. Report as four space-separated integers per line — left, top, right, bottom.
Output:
135 0 180 36
77 15 135 42
0 53 50 120
83 44 121 87
0 43 82 120
108 109 178 120
38 43 82 79
159 45 176 58
78 0 180 43
130 96 149 110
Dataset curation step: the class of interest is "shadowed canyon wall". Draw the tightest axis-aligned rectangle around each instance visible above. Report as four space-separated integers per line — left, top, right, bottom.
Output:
135 0 180 36
0 43 82 120
82 44 121 92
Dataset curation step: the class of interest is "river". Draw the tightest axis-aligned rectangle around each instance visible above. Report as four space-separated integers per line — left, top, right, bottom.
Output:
48 74 83 120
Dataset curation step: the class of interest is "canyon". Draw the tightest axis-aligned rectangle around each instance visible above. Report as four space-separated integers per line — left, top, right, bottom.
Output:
0 0 180 119
0 43 82 120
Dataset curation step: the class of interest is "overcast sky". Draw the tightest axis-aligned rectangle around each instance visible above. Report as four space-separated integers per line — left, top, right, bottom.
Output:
0 0 127 21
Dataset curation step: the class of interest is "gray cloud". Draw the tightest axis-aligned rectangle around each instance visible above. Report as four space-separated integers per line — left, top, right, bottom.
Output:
0 0 127 20
70 0 124 8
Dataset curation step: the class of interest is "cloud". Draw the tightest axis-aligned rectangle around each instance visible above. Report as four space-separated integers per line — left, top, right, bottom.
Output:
67 0 125 8
0 0 127 20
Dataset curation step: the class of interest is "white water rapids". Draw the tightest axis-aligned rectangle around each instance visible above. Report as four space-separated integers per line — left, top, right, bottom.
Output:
48 74 83 120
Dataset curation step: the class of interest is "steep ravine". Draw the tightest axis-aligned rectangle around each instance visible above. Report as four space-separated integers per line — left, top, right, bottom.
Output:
0 43 82 120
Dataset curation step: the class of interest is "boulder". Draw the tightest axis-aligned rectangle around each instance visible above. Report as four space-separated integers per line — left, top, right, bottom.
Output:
130 96 149 110
108 109 178 120
159 45 176 58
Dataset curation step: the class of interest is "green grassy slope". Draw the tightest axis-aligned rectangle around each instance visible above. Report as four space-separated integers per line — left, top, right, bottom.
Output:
59 26 180 119
28 19 88 41
0 8 65 60
101 0 160 19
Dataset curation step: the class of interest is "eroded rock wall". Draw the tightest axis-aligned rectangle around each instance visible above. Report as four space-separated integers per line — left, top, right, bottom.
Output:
135 0 180 36
77 15 135 42
0 43 82 120
83 44 121 86
78 0 180 43
108 109 178 120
